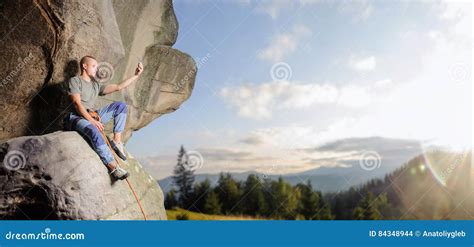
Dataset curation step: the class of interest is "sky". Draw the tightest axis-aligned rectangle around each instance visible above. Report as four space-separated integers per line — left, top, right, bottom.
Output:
127 0 472 179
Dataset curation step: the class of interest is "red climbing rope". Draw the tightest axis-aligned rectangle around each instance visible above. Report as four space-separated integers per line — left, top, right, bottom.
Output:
90 111 148 220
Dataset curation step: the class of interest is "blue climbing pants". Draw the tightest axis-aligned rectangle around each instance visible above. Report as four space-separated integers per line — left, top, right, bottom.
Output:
64 101 127 165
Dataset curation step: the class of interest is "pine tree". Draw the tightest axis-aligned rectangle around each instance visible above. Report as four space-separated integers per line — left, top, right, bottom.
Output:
296 181 319 220
164 188 178 209
192 178 212 212
316 191 335 220
268 177 299 219
242 174 267 216
352 192 383 220
216 173 243 214
203 191 222 214
172 145 195 209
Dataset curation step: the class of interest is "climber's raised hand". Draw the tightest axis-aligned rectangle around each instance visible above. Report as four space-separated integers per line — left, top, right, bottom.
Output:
101 63 144 94
135 62 143 76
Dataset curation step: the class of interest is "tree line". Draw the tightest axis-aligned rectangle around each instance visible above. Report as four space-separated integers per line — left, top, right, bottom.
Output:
165 146 400 220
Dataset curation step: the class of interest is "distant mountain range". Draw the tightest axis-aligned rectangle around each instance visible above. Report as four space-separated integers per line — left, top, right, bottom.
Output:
159 137 427 193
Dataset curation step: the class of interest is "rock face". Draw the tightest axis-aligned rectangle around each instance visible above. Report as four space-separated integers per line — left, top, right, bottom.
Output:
0 0 196 142
0 131 166 220
0 0 196 220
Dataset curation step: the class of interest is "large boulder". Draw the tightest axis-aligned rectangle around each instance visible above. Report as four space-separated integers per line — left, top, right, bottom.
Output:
0 0 195 219
118 45 196 140
0 131 166 220
0 0 196 142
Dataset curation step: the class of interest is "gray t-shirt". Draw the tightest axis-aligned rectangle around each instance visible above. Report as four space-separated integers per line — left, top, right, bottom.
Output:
67 76 106 111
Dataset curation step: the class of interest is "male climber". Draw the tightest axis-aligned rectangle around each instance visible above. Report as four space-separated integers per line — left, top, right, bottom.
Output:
64 55 143 180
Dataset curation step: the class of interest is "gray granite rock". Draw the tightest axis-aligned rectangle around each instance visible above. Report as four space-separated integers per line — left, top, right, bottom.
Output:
0 131 166 220
0 0 195 142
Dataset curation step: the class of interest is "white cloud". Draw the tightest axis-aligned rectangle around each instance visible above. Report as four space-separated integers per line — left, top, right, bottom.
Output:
438 0 468 20
374 79 392 88
220 81 336 120
300 1 473 150
360 3 373 20
144 0 471 180
255 0 372 21
348 55 377 72
337 85 372 107
257 25 312 62
337 0 374 21
141 144 329 177
256 0 320 19
242 125 319 149
257 0 294 19
220 79 390 120
141 133 424 179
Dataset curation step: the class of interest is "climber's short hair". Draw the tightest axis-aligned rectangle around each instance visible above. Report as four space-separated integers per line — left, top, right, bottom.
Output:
79 55 96 71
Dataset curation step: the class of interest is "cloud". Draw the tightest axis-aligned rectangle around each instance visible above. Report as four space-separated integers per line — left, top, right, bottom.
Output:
336 0 374 21
138 155 177 180
141 136 425 179
437 0 468 21
194 147 307 174
139 147 274 179
239 135 265 145
256 0 320 19
310 1 471 151
338 85 374 107
308 21 472 149
311 136 421 153
219 79 391 120
220 81 335 119
144 0 471 180
348 55 376 72
256 0 295 19
197 148 258 161
257 25 312 62
240 125 320 148
362 0 472 150
254 0 372 21
236 125 419 152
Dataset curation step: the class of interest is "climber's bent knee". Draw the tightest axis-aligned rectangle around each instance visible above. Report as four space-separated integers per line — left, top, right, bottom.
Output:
113 101 127 133
65 113 115 165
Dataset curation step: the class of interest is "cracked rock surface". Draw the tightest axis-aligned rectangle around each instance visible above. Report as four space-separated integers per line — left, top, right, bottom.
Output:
0 0 196 220
0 131 166 220
0 0 196 142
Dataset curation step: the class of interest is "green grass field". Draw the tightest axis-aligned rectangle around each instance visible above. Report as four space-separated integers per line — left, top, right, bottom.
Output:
166 208 265 220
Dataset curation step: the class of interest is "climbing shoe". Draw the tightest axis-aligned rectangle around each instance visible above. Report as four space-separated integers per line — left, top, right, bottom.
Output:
108 137 127 160
110 166 129 180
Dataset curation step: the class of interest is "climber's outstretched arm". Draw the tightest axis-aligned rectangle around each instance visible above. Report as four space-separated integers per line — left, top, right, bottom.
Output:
100 62 143 95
